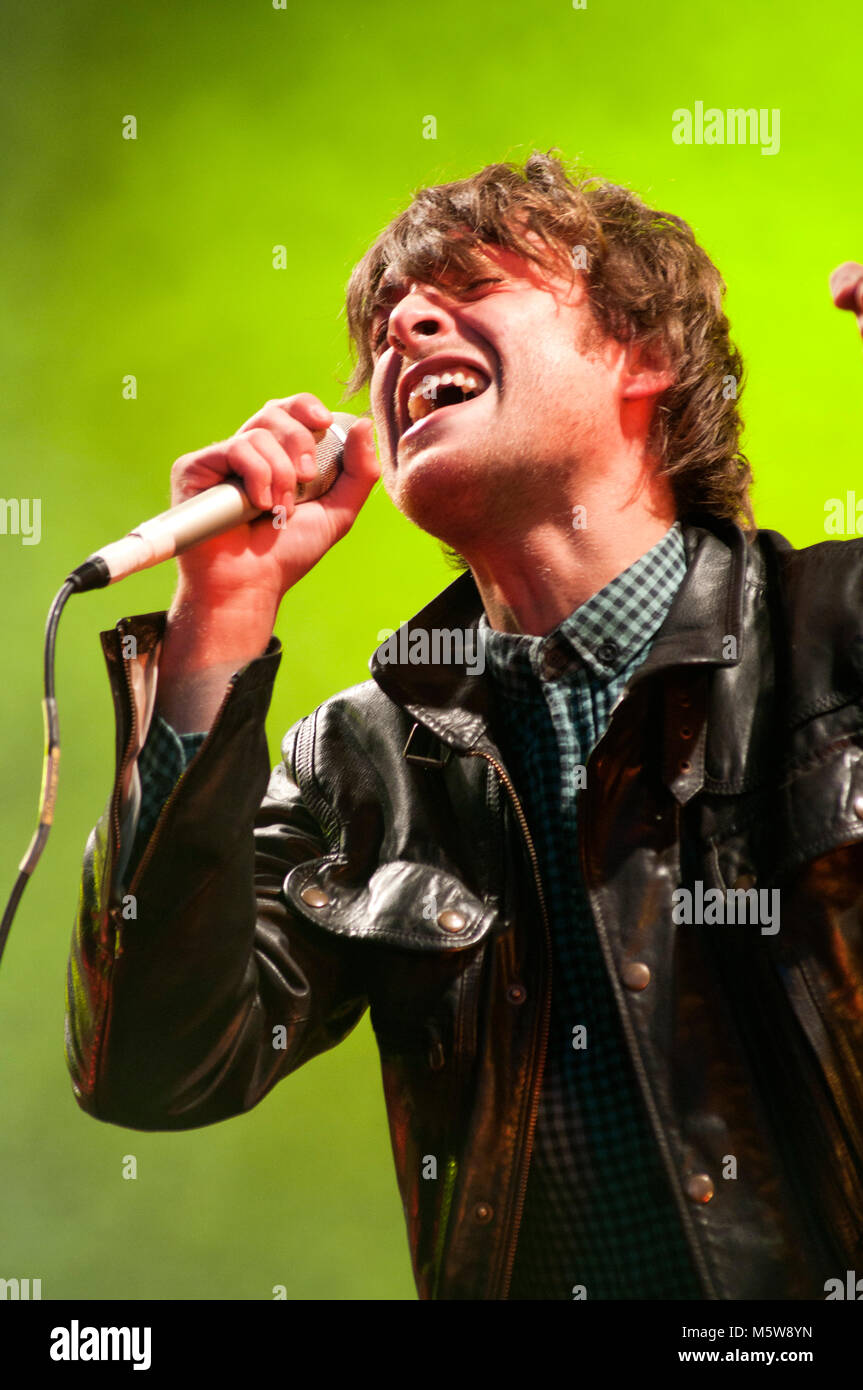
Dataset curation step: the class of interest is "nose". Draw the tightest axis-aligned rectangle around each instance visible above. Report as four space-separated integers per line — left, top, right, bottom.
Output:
386 283 457 356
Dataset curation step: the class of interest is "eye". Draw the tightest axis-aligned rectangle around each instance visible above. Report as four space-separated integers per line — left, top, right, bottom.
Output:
371 320 390 354
462 277 503 294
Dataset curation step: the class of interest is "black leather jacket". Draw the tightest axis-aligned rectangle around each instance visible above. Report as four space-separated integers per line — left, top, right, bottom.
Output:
66 516 863 1299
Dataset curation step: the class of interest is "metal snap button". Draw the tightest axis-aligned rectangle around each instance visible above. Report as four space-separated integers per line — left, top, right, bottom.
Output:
507 984 527 1005
300 884 331 908
622 961 651 991
685 1172 715 1204
473 1201 494 1224
437 908 467 933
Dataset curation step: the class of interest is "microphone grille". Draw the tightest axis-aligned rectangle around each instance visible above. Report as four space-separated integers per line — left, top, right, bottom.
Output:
295 412 361 503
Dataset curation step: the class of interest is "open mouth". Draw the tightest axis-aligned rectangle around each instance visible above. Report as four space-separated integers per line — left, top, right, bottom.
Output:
398 363 491 437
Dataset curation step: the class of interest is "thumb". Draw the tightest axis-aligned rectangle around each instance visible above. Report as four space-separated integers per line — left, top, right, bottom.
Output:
314 416 380 537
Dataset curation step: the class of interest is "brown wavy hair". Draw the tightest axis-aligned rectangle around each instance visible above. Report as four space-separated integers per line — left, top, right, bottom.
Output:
344 149 755 557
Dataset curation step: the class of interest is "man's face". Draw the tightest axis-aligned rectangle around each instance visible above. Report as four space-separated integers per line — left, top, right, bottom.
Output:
367 240 629 550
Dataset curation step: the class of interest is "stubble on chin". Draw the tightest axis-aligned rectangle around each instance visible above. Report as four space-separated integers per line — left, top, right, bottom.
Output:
387 440 531 556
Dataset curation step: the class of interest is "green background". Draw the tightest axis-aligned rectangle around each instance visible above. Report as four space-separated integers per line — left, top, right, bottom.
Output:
1 0 860 1300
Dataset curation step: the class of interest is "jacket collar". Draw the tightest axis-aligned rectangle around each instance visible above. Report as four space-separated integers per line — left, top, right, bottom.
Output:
369 514 752 754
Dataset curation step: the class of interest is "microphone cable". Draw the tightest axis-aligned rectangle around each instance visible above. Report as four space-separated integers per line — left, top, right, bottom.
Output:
0 572 90 967
0 412 356 969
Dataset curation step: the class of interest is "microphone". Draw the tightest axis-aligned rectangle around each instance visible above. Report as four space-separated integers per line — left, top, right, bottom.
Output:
68 412 359 592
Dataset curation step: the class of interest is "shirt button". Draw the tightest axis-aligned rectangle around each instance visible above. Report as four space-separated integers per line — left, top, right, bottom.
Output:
437 908 467 933
473 1201 494 1223
596 639 620 664
622 961 651 991
685 1173 715 1204
300 884 331 908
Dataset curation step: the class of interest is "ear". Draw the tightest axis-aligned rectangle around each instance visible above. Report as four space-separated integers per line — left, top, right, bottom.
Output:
620 337 675 400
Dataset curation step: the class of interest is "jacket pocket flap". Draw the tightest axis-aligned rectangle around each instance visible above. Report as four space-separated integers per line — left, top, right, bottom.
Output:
708 742 863 888
282 858 497 950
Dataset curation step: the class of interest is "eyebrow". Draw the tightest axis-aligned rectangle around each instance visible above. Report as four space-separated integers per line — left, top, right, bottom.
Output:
366 274 416 345
372 274 405 307
368 255 495 327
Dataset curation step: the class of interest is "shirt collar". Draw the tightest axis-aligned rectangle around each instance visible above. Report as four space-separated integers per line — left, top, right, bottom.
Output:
479 521 688 693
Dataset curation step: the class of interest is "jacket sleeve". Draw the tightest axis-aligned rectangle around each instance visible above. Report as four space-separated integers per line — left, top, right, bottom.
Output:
65 612 368 1131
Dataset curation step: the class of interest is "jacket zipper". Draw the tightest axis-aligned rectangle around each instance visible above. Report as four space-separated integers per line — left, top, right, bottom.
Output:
108 626 241 906
108 628 139 912
467 747 552 1301
88 628 144 1105
577 730 718 1298
93 628 243 1108
124 674 241 897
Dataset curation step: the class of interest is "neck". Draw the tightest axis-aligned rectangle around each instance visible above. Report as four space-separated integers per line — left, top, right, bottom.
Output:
463 489 678 637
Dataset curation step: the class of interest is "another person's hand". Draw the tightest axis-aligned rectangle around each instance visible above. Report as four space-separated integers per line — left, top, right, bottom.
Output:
830 262 863 338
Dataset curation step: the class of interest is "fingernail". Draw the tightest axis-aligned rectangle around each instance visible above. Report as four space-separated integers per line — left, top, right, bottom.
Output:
300 452 316 475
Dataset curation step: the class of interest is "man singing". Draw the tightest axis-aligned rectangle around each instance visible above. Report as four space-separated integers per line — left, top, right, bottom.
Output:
66 151 863 1300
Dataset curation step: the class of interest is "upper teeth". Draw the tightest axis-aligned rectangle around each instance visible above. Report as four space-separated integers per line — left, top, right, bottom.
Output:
405 369 486 425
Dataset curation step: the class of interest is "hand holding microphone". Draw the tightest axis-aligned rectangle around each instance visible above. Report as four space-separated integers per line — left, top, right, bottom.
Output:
73 395 380 606
0 394 381 959
84 393 380 733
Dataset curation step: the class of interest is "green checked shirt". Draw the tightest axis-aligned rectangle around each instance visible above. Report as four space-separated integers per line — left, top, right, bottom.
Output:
480 519 702 1299
132 520 702 1300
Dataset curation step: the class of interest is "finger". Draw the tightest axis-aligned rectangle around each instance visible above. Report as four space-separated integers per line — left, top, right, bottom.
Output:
238 393 333 436
239 403 325 484
341 417 380 484
222 434 281 512
829 262 863 312
312 417 381 540
170 441 251 503
241 427 299 510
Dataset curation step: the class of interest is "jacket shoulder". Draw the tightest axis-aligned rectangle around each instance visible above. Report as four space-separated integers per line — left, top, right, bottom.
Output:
756 525 863 592
752 526 863 702
754 526 863 627
278 677 413 774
